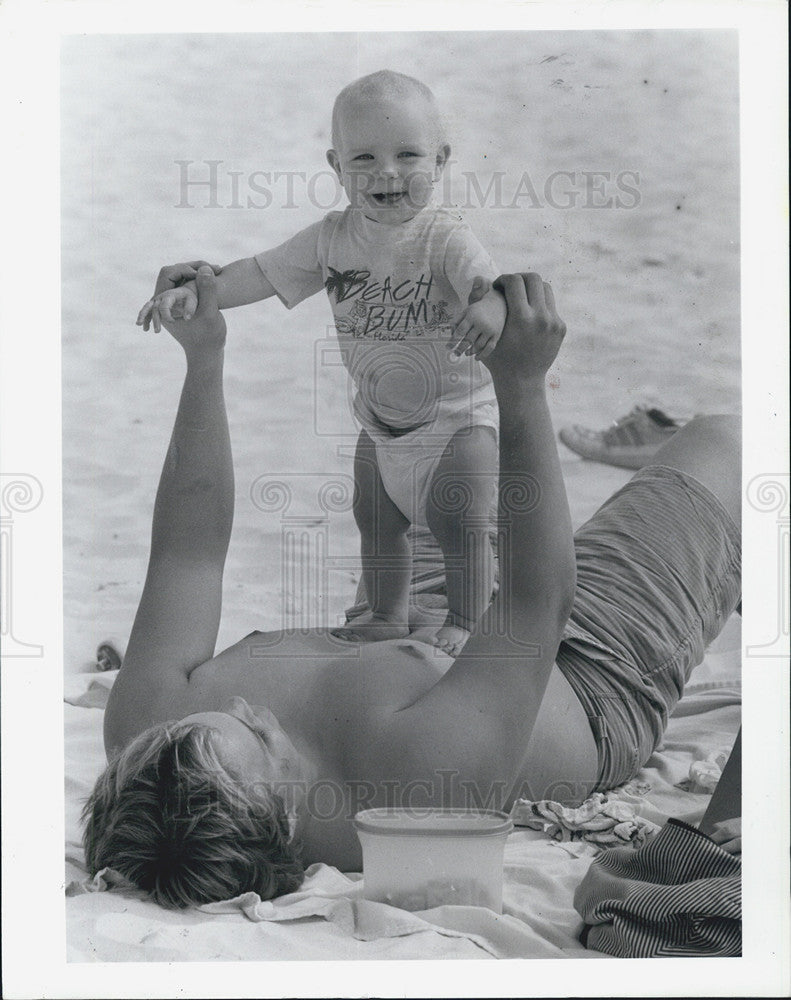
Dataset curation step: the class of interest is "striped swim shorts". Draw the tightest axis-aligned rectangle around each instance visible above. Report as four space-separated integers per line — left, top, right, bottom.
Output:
556 465 741 791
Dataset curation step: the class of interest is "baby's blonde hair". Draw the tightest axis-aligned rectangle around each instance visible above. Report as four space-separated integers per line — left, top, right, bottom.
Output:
331 69 445 151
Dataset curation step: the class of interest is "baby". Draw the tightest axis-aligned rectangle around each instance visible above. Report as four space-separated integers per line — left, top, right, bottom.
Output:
138 70 507 656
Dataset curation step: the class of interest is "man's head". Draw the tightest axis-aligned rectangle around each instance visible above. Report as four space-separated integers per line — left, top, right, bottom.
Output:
327 70 450 225
82 707 305 908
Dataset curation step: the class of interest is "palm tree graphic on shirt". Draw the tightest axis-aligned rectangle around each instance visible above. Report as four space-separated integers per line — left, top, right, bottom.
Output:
324 268 369 303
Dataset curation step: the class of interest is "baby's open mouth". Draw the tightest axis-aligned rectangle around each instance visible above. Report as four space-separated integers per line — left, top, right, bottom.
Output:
371 192 407 204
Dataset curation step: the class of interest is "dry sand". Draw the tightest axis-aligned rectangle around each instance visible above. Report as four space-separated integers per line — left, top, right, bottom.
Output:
61 31 740 670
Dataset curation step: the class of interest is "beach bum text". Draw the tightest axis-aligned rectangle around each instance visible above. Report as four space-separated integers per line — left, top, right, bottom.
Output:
174 160 641 210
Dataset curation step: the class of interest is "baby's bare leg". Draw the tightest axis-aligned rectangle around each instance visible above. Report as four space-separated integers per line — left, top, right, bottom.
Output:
425 426 498 656
332 431 411 642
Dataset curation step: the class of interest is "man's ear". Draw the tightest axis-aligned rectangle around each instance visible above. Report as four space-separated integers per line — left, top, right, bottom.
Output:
434 143 451 179
326 149 342 180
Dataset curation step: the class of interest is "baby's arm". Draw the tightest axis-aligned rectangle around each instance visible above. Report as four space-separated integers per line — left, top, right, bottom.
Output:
450 285 507 360
137 257 277 332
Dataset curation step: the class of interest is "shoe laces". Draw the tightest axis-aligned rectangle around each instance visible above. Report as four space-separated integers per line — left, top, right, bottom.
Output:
601 406 651 446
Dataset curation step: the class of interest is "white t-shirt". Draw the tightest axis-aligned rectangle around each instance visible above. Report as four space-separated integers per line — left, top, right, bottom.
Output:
255 206 498 430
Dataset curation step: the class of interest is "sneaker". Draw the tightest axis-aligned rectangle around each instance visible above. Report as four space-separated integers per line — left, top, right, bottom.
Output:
95 639 123 672
559 406 684 470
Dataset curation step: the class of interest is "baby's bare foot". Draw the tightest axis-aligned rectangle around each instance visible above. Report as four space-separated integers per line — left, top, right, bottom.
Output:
331 612 409 643
431 623 472 658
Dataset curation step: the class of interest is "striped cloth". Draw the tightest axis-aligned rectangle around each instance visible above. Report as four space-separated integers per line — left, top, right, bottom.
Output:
574 819 741 957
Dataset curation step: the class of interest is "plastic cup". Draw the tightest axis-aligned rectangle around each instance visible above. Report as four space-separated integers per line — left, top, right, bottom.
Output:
354 808 513 913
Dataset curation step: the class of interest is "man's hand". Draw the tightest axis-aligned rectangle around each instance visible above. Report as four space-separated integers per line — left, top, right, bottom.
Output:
708 817 742 856
157 265 227 360
482 273 566 384
136 260 222 332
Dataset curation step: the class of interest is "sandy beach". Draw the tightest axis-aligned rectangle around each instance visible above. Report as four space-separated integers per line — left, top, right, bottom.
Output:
60 30 740 670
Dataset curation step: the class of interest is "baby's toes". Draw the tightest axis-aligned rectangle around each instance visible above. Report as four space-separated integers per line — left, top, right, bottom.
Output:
429 635 455 657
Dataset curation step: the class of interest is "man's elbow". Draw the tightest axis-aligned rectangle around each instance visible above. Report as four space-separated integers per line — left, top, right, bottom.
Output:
553 568 577 637
557 561 577 625
545 584 575 640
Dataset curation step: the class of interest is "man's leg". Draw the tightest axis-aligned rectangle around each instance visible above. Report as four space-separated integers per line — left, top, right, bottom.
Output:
542 414 743 793
645 414 741 527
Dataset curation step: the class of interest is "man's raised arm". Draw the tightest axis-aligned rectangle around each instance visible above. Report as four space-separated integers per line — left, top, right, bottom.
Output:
483 273 575 641
351 273 576 797
105 267 234 751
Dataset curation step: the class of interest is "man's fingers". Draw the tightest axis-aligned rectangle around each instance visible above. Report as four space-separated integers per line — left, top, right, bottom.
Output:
153 261 220 296
710 831 741 854
525 272 547 310
184 260 222 274
151 305 162 334
193 264 220 315
495 273 530 322
543 281 557 313
154 265 192 296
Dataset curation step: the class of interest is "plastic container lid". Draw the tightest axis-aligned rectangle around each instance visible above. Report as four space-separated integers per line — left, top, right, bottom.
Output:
354 808 513 837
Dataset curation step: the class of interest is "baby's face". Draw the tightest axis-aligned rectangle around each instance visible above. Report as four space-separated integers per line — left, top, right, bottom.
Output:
328 95 449 225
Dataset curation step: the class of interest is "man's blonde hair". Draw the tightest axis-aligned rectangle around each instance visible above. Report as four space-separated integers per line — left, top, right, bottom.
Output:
331 69 444 151
82 721 305 908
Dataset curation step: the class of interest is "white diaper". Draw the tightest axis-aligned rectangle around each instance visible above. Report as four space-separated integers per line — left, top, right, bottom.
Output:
354 393 499 527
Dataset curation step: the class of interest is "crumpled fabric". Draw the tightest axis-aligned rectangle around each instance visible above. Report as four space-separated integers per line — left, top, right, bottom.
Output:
678 746 731 793
66 865 143 897
511 782 661 848
574 818 741 957
67 862 565 958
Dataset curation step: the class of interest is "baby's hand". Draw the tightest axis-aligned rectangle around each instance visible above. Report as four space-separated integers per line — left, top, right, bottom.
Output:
450 288 507 360
136 284 198 334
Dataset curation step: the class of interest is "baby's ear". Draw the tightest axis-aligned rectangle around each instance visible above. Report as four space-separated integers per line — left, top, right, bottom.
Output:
326 149 342 179
434 143 451 178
